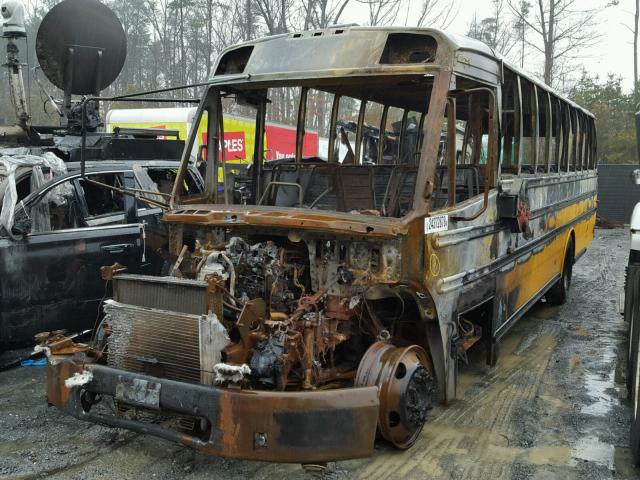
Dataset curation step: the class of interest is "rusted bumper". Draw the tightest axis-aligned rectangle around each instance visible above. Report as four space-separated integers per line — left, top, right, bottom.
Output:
47 360 379 463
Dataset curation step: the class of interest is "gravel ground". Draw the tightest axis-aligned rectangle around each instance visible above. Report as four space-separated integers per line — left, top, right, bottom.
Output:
0 228 637 480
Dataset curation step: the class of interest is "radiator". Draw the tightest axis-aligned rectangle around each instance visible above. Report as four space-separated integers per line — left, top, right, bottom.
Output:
105 275 228 432
108 274 228 384
105 300 203 383
112 274 208 315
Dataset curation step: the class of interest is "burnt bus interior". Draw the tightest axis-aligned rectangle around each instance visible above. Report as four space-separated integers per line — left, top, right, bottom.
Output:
181 78 432 217
178 59 595 222
176 28 511 219
176 77 499 217
499 68 597 175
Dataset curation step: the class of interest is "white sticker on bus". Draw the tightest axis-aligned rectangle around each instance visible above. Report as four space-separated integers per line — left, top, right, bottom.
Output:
424 215 449 234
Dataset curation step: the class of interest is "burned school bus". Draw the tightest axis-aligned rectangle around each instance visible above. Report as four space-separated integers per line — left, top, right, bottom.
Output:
45 27 597 464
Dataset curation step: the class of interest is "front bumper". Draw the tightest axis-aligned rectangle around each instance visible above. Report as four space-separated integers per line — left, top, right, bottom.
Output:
47 360 379 463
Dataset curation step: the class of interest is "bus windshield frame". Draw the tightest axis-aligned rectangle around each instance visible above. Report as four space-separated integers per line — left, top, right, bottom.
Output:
169 72 448 221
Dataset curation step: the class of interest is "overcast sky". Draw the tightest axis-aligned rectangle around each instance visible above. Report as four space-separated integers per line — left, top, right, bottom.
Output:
337 0 634 91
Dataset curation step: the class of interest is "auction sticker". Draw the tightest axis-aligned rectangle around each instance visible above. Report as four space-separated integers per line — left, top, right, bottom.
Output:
424 214 449 234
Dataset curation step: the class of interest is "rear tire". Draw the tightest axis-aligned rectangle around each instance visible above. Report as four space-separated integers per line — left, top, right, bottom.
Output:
631 323 640 464
546 238 574 306
626 261 640 465
626 263 640 398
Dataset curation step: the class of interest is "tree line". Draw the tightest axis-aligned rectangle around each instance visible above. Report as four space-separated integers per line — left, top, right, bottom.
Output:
0 0 637 163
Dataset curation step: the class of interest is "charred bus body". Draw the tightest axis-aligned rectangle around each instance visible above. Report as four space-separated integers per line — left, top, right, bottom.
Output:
46 28 597 464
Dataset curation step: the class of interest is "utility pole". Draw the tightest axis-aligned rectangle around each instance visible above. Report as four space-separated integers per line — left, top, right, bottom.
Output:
635 0 639 95
513 1 530 68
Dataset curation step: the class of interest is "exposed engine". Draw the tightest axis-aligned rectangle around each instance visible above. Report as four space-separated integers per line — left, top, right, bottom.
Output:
186 235 371 390
200 236 307 313
83 230 437 449
32 228 441 454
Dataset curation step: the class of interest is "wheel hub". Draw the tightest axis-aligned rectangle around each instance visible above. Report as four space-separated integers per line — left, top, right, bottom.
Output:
404 365 431 427
355 341 436 449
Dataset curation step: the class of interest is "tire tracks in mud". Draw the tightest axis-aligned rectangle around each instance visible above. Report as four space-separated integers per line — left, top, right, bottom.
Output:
9 431 142 480
358 323 561 480
358 231 632 480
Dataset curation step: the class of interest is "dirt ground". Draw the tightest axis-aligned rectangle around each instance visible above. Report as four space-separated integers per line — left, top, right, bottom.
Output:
0 228 638 480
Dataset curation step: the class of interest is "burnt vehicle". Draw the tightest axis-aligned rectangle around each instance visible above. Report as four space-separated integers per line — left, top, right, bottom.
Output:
45 26 597 465
0 0 205 347
0 133 186 221
0 160 203 347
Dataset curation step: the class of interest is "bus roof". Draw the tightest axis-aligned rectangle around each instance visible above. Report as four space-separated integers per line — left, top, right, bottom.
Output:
212 26 594 118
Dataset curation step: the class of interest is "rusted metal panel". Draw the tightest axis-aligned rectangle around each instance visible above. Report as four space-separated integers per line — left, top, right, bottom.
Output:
163 205 408 237
49 360 379 463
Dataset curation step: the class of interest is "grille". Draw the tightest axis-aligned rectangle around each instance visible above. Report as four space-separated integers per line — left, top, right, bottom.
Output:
105 300 203 383
112 274 208 315
106 274 226 433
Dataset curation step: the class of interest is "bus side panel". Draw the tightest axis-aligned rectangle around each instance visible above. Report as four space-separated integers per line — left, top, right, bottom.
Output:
495 232 565 328
494 192 596 335
574 209 596 259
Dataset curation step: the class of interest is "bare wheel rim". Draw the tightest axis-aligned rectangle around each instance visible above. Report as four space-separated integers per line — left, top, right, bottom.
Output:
355 342 436 449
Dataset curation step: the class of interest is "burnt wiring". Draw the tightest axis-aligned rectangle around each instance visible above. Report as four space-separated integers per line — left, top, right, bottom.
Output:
89 279 111 347
458 317 475 338
32 66 62 118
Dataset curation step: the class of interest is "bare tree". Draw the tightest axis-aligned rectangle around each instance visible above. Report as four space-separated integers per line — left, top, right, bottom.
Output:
202 0 214 78
415 0 457 29
466 0 517 57
509 0 603 87
512 0 530 68
145 0 175 87
232 0 258 40
356 0 402 26
299 0 351 29
254 0 295 35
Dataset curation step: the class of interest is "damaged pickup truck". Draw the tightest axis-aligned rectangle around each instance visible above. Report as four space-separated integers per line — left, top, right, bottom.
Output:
44 26 597 465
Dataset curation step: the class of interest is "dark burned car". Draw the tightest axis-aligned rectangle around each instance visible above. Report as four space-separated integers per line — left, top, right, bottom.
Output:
0 0 207 348
0 160 203 347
